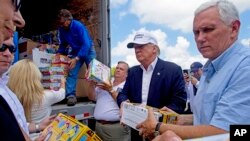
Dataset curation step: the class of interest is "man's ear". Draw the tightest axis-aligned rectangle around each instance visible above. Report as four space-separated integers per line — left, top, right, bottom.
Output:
230 20 240 39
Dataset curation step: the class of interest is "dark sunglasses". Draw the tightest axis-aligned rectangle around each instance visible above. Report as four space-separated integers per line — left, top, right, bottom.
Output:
0 44 16 53
12 0 21 12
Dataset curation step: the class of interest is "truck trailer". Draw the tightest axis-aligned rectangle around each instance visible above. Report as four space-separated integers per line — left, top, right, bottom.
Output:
19 0 110 121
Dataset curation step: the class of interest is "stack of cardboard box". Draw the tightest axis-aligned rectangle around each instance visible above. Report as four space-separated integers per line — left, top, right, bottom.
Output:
40 67 64 90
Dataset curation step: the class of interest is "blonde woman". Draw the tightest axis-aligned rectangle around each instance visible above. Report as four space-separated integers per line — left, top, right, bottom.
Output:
8 59 65 140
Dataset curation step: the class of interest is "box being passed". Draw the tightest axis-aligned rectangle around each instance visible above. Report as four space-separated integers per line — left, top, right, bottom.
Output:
87 59 111 84
121 102 161 131
41 113 102 141
121 102 178 130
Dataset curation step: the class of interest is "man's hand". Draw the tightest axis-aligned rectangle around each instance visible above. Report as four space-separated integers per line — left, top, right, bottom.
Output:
152 130 182 141
96 81 112 92
136 108 158 138
69 58 77 70
190 76 198 86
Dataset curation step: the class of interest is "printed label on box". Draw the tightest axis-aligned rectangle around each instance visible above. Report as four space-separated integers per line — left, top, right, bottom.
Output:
88 59 111 84
121 102 162 131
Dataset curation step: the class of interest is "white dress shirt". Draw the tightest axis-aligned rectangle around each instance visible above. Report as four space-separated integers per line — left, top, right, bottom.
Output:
140 57 158 104
0 74 29 134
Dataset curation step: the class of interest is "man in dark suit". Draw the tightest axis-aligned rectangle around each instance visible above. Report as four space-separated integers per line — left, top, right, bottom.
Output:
117 31 187 141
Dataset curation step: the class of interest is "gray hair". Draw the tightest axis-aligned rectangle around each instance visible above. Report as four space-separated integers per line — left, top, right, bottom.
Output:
118 61 129 70
195 0 239 26
58 9 73 21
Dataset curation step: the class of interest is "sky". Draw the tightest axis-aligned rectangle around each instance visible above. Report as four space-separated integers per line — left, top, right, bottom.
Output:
110 0 250 69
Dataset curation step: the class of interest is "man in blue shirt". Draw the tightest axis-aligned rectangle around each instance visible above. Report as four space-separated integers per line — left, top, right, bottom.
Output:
137 0 250 140
57 9 96 106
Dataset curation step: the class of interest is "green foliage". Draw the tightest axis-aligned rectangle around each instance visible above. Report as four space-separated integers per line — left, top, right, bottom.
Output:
111 67 115 77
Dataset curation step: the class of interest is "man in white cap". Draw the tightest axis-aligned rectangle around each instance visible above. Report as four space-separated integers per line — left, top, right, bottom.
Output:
117 31 187 141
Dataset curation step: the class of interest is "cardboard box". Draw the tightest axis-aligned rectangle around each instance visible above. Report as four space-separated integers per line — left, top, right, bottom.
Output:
78 63 87 79
76 78 90 97
76 64 90 97
41 113 102 141
121 102 162 130
158 110 178 124
121 102 178 130
32 48 55 68
19 51 32 60
40 67 64 75
87 59 111 84
18 39 39 54
42 82 61 91
51 55 70 77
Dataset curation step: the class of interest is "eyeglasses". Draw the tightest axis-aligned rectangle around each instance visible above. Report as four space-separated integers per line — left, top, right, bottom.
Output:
12 0 21 12
0 44 16 53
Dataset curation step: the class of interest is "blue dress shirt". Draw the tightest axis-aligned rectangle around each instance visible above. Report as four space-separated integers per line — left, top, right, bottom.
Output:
193 41 250 131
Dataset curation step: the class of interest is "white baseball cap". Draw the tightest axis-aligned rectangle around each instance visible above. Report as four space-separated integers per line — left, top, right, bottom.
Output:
127 32 158 48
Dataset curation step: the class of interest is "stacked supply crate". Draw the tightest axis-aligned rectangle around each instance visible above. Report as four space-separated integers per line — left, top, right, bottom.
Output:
40 67 64 90
52 54 70 77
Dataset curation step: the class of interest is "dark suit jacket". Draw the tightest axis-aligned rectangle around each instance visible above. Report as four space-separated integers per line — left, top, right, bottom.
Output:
0 96 25 141
117 58 187 113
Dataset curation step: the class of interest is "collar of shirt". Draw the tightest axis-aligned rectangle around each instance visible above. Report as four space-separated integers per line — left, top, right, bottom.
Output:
140 57 158 72
0 73 9 85
203 41 239 81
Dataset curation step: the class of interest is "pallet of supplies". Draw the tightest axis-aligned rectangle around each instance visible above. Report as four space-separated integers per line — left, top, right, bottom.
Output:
41 113 102 141
87 59 111 84
121 102 178 130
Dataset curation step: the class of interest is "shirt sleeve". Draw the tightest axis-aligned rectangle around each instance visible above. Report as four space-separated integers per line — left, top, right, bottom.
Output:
44 88 66 105
76 24 92 60
57 29 68 55
210 62 250 131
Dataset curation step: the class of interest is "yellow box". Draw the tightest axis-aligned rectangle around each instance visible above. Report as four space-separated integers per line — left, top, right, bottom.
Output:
41 113 102 141
158 110 178 124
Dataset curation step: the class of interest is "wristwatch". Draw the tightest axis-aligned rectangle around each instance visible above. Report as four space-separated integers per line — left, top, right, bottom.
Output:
154 122 162 137
35 123 40 133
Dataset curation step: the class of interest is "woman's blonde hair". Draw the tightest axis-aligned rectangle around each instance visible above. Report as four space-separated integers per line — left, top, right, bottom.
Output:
8 59 44 122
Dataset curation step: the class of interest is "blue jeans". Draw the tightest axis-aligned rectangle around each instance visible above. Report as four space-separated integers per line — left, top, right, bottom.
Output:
66 46 96 97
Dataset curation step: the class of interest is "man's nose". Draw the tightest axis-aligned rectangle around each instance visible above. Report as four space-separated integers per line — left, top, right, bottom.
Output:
3 48 13 56
13 10 25 28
